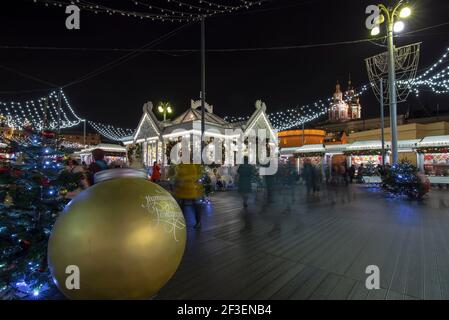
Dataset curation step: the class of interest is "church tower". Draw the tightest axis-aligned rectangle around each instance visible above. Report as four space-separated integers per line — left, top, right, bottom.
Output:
329 81 348 121
328 75 362 122
345 75 362 120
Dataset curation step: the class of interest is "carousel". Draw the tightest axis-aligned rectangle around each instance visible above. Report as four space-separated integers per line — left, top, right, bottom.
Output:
121 99 277 180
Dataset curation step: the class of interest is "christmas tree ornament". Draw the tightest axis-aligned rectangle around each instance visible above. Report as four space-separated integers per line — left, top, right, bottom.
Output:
19 240 31 250
14 153 25 165
3 127 14 140
48 168 186 300
3 192 13 206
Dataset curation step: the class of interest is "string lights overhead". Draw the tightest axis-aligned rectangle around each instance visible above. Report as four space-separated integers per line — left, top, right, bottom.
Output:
227 46 449 131
226 84 370 131
0 89 82 130
32 0 266 22
406 46 449 96
88 121 135 142
1 46 448 139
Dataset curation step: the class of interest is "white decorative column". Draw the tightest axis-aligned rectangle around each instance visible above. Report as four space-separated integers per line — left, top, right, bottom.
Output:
145 140 149 166
417 153 424 172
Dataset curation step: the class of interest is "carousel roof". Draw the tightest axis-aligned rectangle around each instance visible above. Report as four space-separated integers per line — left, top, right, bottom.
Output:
123 99 276 144
170 107 231 127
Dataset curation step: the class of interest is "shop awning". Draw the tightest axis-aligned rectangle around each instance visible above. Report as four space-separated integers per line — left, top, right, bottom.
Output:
279 147 298 156
418 135 449 147
295 144 325 154
346 141 386 151
325 144 350 154
79 143 127 155
397 139 420 150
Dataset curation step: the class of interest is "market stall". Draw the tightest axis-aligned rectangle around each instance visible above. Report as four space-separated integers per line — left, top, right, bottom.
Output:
294 144 325 175
324 144 349 180
344 141 389 167
417 135 449 183
76 143 128 166
279 147 299 167
397 139 420 166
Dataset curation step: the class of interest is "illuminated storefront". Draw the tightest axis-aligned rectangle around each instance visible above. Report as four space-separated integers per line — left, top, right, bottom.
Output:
294 144 325 174
344 141 389 167
77 144 128 166
417 136 449 181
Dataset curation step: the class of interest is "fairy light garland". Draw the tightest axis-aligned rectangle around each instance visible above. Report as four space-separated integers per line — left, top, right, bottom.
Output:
225 84 370 131
0 90 82 130
2 46 448 139
404 46 449 96
32 0 267 22
88 121 135 141
226 45 449 132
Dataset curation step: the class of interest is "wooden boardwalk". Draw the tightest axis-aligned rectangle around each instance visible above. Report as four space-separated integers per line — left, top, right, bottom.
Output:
157 185 449 300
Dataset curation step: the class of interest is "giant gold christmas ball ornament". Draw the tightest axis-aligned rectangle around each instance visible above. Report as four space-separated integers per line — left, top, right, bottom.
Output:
48 169 186 300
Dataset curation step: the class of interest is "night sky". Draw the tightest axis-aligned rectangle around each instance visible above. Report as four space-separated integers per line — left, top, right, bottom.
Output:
1 0 449 131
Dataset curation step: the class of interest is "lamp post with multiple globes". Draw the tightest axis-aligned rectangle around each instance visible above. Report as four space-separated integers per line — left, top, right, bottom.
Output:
370 1 412 165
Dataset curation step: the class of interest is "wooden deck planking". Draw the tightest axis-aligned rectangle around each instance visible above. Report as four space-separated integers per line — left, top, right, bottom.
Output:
156 187 449 300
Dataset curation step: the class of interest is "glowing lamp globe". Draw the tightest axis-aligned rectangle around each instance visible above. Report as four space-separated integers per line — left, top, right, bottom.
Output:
48 168 186 299
399 7 411 18
374 14 385 25
394 21 405 33
371 26 380 36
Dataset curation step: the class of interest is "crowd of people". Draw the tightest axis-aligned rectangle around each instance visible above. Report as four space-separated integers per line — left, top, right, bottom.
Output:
65 148 120 198
65 149 391 230
234 160 395 211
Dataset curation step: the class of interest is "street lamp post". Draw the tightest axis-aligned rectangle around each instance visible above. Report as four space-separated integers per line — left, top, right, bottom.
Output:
371 1 411 165
83 119 87 146
157 102 173 122
200 16 206 166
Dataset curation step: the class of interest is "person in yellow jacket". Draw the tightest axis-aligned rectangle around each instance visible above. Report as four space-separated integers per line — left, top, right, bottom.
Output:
173 164 205 229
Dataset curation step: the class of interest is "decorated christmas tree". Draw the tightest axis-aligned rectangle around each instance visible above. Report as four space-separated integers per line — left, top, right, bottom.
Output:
0 127 82 299
381 160 430 200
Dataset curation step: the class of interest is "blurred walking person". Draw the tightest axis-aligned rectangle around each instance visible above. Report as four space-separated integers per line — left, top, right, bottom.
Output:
303 159 316 196
88 148 109 185
151 161 161 183
348 165 356 184
237 156 254 208
282 162 297 213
